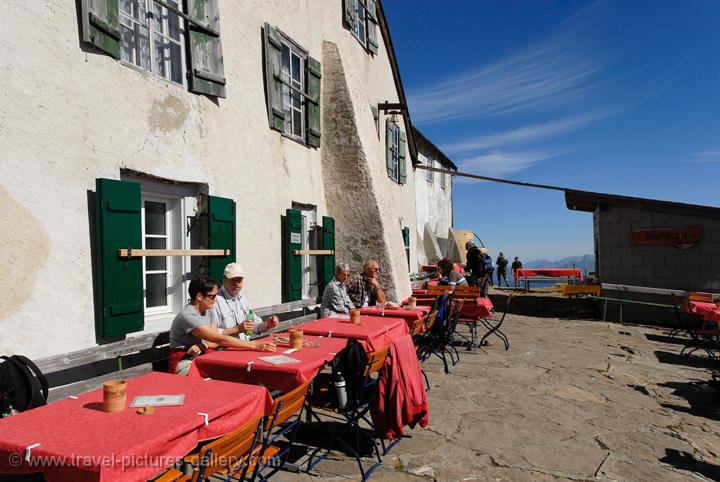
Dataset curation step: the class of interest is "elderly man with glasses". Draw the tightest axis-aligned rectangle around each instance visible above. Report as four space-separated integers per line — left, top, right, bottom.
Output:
320 263 356 318
346 259 387 308
212 262 279 340
168 275 276 375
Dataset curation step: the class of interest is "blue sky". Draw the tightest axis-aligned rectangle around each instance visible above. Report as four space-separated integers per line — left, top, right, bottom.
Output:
383 0 720 262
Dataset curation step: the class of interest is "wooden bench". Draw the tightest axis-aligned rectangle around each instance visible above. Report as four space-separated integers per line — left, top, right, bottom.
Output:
38 298 320 402
563 284 601 298
518 276 582 291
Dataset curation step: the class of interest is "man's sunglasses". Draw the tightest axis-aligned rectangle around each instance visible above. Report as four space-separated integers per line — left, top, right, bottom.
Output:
204 292 218 299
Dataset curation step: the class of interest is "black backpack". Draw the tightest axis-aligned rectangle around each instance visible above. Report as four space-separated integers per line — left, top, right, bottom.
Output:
330 338 368 407
0 355 48 412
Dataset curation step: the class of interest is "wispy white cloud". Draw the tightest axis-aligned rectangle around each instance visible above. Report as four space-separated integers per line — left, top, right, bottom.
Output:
442 109 616 154
407 4 610 124
454 147 579 182
683 149 720 163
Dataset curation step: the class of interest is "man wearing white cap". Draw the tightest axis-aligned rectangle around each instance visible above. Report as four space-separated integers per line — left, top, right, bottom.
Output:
212 262 279 339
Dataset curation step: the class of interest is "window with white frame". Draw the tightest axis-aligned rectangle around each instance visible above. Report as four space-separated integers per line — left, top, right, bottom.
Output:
126 176 204 329
346 0 378 54
119 0 184 85
142 198 171 312
441 168 446 189
281 41 307 140
426 157 434 183
352 0 367 45
388 122 400 182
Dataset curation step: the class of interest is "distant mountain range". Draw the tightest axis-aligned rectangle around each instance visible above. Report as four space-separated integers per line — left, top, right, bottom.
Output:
523 254 595 273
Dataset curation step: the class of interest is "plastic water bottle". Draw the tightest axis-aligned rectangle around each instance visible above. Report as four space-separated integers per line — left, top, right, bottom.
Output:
1 398 19 418
245 310 255 338
334 372 348 409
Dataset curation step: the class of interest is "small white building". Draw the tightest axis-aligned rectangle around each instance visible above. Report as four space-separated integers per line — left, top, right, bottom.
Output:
413 129 457 266
0 0 421 358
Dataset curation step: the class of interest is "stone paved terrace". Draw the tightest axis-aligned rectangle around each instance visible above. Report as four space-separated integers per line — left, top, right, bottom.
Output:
272 313 720 482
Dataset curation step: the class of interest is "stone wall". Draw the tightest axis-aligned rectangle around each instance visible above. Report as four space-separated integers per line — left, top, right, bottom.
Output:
597 206 720 292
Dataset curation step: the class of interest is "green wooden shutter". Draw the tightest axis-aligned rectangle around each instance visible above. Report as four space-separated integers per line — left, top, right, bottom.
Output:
307 57 322 148
264 23 285 132
367 0 379 54
95 178 143 338
344 0 356 29
187 0 226 98
81 0 120 59
398 129 407 184
283 209 303 301
402 226 411 271
208 196 236 282
320 216 336 294
385 119 394 178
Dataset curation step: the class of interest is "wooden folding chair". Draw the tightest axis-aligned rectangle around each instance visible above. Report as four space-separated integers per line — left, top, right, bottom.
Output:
410 316 426 337
252 379 312 482
307 345 391 482
153 414 267 482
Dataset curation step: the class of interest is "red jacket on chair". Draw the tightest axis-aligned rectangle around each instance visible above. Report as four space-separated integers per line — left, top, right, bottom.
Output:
371 334 429 439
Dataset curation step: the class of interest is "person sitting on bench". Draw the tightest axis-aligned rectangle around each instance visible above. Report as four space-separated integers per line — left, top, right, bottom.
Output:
437 258 468 287
168 276 276 375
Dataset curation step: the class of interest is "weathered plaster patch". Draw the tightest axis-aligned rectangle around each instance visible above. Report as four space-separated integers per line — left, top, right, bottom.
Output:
148 95 189 133
0 185 50 319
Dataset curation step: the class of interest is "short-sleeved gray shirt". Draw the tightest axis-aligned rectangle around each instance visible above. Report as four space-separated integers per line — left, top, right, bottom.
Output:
169 304 214 349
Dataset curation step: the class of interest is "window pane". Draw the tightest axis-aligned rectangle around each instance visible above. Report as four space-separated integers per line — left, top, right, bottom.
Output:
136 24 151 70
292 53 301 83
145 237 167 270
169 42 182 83
120 25 133 63
283 87 292 135
282 45 290 78
152 2 163 33
146 273 167 307
358 3 366 43
153 33 167 79
119 0 132 15
168 4 181 41
144 201 166 235
293 109 302 137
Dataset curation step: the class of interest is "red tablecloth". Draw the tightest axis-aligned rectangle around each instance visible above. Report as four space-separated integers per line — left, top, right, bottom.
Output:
297 316 409 352
459 297 494 319
0 372 272 482
189 335 348 393
690 301 720 324
403 295 493 319
359 306 430 330
515 268 583 281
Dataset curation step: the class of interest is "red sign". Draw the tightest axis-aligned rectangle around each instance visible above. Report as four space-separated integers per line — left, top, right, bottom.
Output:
630 227 703 248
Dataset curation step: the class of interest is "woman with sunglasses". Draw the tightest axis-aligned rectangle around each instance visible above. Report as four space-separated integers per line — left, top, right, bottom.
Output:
168 276 276 375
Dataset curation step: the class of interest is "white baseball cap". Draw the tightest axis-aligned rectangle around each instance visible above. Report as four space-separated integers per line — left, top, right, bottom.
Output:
223 262 246 278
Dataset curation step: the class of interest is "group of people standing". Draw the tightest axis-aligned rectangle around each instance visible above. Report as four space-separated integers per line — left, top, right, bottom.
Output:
464 242 523 293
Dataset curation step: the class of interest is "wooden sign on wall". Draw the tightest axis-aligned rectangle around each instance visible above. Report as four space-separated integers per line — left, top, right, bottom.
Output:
630 226 703 248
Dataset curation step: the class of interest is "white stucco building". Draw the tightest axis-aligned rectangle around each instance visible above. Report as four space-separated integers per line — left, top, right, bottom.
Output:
0 0 421 358
413 129 457 265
